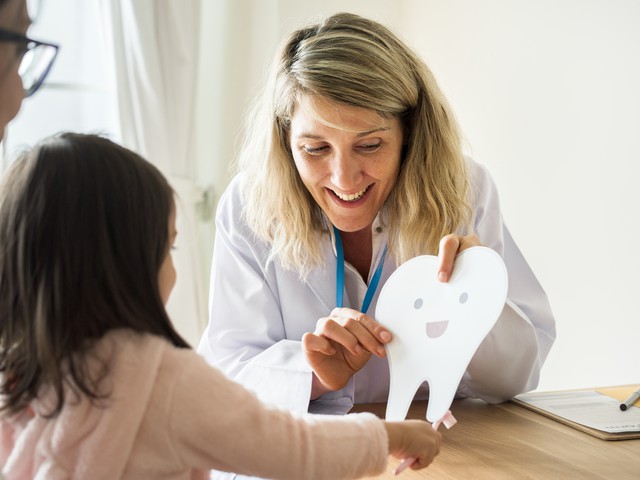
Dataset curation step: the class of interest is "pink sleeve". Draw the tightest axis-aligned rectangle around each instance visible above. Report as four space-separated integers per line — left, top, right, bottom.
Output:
0 418 17 466
168 351 388 480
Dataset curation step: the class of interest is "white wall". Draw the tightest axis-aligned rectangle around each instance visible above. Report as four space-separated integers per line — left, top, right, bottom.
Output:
195 0 640 392
403 0 640 390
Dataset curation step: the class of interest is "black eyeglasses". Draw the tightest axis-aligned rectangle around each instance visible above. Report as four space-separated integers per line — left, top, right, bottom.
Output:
0 28 59 98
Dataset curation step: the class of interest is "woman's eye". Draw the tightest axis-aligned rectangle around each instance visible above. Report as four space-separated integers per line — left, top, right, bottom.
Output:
357 142 381 153
302 145 329 155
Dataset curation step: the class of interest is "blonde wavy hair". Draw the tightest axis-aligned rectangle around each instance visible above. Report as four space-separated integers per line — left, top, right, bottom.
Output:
238 12 471 276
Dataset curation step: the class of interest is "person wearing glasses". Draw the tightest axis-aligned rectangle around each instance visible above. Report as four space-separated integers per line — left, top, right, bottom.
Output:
0 0 58 139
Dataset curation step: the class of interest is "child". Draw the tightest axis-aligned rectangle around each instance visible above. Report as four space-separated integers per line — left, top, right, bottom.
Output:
0 133 441 479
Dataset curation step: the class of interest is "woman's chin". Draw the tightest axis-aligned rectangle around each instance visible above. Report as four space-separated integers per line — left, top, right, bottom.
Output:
328 218 374 234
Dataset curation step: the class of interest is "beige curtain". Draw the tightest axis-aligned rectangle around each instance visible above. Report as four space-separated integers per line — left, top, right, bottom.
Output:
100 0 206 346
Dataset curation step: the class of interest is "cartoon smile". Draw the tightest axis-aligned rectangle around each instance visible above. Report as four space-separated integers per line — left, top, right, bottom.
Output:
426 320 449 339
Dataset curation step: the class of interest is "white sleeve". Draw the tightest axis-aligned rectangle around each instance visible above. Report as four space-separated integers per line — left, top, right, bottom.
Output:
197 177 314 413
457 160 556 402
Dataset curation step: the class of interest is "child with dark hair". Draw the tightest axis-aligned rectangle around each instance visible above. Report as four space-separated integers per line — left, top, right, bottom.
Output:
0 132 441 479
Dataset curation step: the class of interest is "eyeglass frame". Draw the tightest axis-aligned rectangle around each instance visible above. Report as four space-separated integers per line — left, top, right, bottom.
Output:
0 27 59 98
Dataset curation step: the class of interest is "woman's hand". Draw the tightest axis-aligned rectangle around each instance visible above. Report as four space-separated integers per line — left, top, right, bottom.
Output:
302 307 392 398
437 234 481 282
384 420 442 471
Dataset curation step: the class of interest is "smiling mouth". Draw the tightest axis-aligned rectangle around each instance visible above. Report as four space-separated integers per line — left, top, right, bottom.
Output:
332 185 371 202
426 321 449 339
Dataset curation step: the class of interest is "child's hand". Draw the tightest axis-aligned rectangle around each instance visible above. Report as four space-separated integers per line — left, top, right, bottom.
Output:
383 420 442 471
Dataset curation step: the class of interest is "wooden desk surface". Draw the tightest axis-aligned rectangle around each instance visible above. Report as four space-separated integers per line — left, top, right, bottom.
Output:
350 399 640 480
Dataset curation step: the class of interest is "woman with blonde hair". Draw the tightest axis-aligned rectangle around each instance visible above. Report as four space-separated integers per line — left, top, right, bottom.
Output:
199 12 555 416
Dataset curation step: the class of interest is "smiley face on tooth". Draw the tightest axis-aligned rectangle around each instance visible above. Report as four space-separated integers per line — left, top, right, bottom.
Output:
419 291 469 338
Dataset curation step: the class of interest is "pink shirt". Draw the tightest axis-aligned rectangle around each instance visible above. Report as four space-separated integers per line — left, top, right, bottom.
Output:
1 329 388 479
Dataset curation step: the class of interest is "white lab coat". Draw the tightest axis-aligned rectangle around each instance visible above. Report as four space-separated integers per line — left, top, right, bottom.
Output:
198 158 556 415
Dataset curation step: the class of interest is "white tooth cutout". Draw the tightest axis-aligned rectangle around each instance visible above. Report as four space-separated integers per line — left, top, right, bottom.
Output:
376 246 508 423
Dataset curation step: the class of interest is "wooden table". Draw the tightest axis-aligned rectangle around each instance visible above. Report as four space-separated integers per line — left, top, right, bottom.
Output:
350 398 640 479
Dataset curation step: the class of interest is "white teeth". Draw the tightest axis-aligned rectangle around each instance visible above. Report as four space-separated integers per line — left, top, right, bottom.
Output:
335 186 368 202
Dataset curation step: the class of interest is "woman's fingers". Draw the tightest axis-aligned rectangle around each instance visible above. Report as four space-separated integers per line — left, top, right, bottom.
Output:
332 307 392 343
302 332 336 356
315 316 365 356
437 234 481 282
317 308 392 356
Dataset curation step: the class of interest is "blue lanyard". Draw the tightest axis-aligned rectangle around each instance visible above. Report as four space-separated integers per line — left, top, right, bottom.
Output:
334 226 388 314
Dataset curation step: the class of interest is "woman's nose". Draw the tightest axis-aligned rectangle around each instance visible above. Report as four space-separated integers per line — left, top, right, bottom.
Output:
330 150 362 189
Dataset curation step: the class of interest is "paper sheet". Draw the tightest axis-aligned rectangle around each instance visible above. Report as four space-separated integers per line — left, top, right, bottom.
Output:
515 390 640 433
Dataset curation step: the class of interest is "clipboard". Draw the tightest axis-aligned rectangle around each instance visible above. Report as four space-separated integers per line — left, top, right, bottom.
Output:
511 385 640 441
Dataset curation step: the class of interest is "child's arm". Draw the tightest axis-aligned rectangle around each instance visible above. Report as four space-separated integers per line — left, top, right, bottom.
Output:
165 349 440 480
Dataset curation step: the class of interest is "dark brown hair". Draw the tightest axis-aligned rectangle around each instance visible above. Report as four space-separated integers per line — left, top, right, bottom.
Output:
0 132 189 417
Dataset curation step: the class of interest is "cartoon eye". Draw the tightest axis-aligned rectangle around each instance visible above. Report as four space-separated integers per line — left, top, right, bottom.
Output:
459 292 469 304
413 298 424 309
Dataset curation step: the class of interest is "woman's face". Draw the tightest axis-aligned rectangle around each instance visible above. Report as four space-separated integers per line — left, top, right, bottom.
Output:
158 206 177 305
0 0 29 138
289 95 404 233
